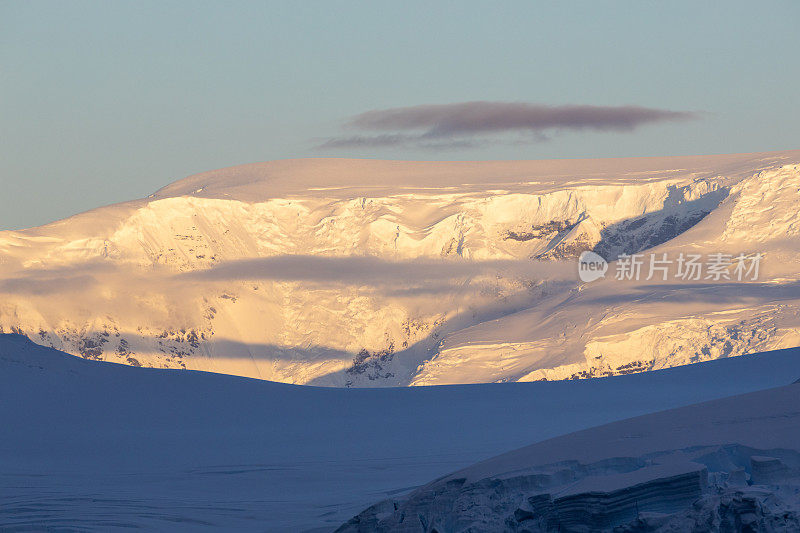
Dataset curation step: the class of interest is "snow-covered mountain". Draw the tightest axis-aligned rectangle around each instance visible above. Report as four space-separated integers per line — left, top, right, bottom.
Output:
339 380 800 532
3 334 800 531
1 151 799 386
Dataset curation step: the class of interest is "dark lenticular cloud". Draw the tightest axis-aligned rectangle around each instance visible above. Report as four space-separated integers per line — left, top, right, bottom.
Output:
348 102 696 134
317 101 699 149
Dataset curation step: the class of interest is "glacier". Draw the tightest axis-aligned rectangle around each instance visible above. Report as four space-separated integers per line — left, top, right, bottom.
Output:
338 381 800 532
3 333 800 531
1 151 799 386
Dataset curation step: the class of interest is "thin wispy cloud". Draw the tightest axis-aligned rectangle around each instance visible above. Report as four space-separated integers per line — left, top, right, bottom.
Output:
0 256 575 297
319 134 479 150
317 101 700 150
177 255 575 286
178 256 512 284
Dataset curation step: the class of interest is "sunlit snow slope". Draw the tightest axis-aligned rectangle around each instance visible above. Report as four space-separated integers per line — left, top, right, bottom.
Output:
1 151 799 386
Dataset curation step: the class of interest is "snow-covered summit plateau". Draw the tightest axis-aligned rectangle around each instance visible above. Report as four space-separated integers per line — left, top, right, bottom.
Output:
2 150 799 386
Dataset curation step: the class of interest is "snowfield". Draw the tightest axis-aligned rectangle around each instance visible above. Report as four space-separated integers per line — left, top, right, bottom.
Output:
3 334 800 531
1 151 799 386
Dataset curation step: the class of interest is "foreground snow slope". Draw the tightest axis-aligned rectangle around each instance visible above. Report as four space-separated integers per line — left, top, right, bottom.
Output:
3 334 800 531
1 151 799 385
340 381 800 532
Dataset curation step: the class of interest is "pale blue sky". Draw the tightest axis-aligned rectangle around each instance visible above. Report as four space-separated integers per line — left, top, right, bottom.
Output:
1 1 798 229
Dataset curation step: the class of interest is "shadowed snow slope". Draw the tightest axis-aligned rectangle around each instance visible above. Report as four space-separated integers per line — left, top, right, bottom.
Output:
3 334 800 531
339 382 800 532
1 151 799 385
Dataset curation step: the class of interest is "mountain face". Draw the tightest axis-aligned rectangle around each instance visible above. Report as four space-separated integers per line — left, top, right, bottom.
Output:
1 151 799 386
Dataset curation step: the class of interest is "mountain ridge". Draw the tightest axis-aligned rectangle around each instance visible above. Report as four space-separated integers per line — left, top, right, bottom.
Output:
1 150 799 386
